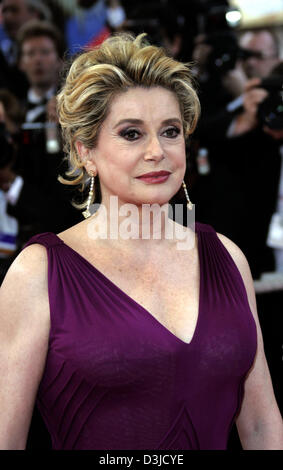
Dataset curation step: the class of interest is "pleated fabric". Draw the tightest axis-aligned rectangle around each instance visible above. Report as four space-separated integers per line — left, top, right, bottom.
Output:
24 222 257 450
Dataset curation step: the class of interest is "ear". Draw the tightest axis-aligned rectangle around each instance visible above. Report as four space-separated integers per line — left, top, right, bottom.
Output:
75 140 97 176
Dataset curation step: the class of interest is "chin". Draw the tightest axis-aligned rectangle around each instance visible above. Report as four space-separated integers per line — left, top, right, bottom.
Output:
140 194 174 207
145 200 170 207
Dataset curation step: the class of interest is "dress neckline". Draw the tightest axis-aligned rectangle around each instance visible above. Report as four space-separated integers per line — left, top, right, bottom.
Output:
53 224 203 347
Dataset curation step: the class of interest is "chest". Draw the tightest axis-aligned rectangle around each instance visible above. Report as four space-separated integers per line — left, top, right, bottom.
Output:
85 246 200 344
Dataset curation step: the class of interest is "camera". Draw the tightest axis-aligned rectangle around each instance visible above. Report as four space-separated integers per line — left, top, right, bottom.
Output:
204 32 263 78
257 74 283 130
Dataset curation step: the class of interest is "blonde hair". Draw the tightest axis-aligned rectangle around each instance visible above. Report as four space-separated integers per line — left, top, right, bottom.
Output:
57 32 200 208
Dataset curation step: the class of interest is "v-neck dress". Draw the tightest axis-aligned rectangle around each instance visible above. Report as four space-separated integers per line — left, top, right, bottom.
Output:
24 221 257 450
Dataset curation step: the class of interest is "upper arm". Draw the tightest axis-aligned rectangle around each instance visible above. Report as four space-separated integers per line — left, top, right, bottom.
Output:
0 244 50 449
216 232 282 440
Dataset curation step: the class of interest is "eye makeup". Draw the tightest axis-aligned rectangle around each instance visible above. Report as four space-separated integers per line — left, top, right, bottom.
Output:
118 125 182 142
119 128 141 141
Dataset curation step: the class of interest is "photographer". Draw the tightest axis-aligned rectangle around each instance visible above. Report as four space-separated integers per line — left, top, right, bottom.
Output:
193 29 282 280
252 63 283 275
223 62 283 278
240 30 280 80
193 30 280 139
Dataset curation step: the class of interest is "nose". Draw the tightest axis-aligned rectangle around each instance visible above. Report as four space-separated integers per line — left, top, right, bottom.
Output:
143 134 165 162
33 51 43 61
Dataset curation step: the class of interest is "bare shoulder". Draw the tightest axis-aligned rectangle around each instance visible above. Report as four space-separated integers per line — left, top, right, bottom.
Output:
216 232 249 269
215 232 257 312
0 243 50 341
2 243 48 291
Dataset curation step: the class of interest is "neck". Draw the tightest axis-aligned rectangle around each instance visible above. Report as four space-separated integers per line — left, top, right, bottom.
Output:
85 196 194 251
31 84 54 98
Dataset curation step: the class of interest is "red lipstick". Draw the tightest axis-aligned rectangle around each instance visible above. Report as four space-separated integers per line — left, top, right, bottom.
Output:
136 170 171 184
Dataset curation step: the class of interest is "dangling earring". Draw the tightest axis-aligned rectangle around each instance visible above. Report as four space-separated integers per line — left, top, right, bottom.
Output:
82 171 95 219
182 180 194 210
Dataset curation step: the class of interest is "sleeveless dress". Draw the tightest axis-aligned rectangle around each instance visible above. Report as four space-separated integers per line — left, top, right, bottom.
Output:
24 221 257 450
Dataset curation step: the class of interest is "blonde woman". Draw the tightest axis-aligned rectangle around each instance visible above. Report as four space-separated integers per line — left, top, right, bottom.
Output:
0 33 282 450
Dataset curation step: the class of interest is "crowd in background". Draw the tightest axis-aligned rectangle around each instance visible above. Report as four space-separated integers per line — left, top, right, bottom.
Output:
0 0 283 449
0 0 282 285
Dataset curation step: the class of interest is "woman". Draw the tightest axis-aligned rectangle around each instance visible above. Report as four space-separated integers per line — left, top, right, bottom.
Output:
0 33 282 450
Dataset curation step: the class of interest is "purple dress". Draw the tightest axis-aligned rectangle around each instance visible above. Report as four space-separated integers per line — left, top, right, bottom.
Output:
24 222 257 450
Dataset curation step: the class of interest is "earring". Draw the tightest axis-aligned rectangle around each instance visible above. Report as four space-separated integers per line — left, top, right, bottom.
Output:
82 172 95 219
182 180 194 210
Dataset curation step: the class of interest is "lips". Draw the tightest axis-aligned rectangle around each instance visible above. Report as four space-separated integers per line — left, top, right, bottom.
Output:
137 171 171 178
136 171 171 185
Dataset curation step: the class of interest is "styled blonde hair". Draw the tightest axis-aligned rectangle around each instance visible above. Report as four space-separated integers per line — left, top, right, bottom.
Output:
57 32 200 208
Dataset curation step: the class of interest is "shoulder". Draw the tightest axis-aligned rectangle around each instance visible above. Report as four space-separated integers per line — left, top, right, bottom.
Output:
197 222 251 280
0 244 49 328
216 232 251 276
0 244 50 368
7 243 48 284
216 231 257 314
197 222 253 286
1 241 49 297
216 232 248 266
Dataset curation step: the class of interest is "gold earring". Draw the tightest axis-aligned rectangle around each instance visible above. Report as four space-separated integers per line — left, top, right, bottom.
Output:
182 180 193 210
82 172 95 219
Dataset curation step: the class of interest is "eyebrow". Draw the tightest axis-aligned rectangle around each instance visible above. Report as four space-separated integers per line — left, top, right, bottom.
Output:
113 118 182 128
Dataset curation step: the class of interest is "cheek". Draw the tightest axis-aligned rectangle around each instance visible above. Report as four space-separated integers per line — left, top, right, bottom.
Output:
97 152 131 181
104 148 136 174
171 144 186 168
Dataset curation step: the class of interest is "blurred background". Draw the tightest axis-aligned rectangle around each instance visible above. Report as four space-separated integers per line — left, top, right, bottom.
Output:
0 0 282 450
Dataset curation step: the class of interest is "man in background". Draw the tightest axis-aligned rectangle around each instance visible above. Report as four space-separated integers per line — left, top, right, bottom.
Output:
240 29 280 79
17 19 63 123
0 0 51 63
0 0 52 98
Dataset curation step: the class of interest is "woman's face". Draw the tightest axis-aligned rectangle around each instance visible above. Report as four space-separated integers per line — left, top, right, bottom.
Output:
86 86 187 207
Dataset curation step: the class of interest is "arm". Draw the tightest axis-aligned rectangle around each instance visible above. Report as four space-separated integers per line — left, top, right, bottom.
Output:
0 245 50 449
226 79 268 138
217 232 283 450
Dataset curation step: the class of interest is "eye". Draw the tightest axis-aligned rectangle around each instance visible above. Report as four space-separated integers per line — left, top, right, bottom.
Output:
119 128 141 141
163 126 181 138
